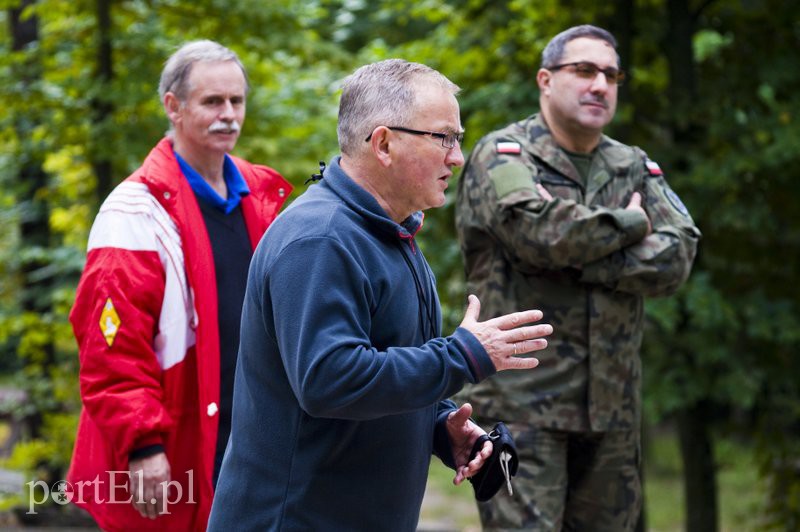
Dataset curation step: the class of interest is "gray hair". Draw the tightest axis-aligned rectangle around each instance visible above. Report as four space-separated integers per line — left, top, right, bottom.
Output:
158 40 248 103
337 59 460 156
541 25 620 68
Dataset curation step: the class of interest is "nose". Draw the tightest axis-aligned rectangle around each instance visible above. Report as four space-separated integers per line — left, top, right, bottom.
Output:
590 72 610 92
446 141 465 167
219 99 235 119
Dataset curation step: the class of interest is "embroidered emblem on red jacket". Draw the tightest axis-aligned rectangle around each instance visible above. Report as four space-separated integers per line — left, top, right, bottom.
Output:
99 298 121 347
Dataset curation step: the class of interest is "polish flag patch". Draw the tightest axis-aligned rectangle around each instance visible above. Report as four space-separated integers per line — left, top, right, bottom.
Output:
645 159 663 176
497 141 522 155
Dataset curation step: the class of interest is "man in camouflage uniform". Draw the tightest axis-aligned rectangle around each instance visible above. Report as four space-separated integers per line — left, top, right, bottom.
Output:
455 25 701 530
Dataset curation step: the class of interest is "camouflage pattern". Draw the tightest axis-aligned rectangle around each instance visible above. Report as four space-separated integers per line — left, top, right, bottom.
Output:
475 422 640 531
456 113 699 529
455 113 701 433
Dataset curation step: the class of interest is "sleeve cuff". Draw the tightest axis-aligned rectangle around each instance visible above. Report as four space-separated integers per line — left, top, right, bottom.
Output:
453 327 496 382
432 400 458 469
616 208 650 246
129 443 165 461
129 432 165 461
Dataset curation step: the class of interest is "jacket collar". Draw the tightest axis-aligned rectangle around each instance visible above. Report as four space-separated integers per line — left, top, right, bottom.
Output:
521 114 635 185
137 138 290 206
322 156 424 241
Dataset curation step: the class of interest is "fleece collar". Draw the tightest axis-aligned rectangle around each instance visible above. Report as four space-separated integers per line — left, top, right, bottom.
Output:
322 156 424 241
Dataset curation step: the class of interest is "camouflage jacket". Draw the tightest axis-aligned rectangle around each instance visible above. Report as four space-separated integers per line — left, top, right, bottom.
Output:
455 114 701 432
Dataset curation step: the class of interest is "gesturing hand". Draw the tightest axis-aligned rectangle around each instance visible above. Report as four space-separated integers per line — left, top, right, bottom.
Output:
459 295 552 371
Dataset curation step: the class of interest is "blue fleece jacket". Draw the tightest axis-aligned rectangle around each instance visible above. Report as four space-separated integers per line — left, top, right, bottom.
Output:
208 157 495 531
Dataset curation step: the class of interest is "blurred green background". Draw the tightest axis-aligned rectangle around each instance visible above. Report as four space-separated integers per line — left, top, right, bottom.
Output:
1 0 799 529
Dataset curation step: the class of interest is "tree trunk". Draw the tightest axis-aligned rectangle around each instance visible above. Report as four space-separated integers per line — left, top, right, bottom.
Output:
11 2 52 329
664 1 719 526
10 0 54 438
92 0 114 202
677 401 718 532
666 0 705 157
667 0 696 118
605 0 635 142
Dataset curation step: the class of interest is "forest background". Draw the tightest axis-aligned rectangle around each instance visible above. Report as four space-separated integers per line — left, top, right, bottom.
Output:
1 0 798 530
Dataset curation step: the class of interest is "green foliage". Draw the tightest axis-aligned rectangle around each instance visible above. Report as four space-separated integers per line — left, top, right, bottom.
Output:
2 0 800 526
693 29 733 63
642 274 763 421
5 412 78 475
641 427 767 531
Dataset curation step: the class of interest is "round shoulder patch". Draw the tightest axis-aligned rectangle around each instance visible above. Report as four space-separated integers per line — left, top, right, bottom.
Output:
666 188 689 216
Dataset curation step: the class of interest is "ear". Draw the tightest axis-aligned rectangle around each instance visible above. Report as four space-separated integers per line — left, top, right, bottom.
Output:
163 92 182 125
367 126 393 168
536 68 552 95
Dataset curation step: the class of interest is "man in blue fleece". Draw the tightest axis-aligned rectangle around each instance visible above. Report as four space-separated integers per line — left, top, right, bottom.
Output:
208 59 553 531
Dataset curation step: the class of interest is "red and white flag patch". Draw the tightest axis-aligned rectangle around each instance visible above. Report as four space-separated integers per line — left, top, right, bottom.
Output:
497 141 522 155
645 159 663 176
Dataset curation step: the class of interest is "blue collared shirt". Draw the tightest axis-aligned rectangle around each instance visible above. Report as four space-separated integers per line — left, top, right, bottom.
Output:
175 152 250 214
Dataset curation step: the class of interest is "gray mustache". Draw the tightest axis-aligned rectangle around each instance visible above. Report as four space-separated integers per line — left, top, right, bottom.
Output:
208 120 241 133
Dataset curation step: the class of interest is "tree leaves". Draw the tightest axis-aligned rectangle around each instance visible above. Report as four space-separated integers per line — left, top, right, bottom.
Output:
2 0 799 524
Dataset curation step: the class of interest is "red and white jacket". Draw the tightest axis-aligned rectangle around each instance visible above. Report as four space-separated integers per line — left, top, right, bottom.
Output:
67 138 291 531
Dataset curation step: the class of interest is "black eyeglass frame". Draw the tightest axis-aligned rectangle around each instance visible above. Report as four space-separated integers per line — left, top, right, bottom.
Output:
364 126 465 149
547 61 626 85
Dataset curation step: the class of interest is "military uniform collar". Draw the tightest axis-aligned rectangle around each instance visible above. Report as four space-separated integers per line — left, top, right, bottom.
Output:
521 114 583 185
521 114 636 192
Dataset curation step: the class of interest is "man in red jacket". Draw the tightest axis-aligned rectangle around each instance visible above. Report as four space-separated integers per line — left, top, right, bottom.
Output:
67 40 291 531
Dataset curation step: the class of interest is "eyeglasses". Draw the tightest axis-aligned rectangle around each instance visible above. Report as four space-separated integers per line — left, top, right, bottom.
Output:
365 126 465 149
547 61 625 85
